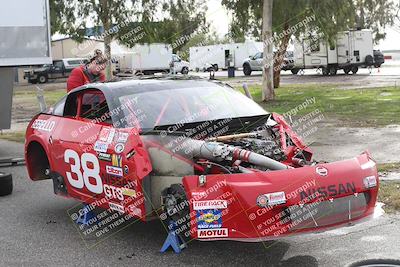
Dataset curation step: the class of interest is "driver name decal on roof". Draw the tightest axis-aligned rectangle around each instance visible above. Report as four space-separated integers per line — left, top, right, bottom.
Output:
31 119 55 132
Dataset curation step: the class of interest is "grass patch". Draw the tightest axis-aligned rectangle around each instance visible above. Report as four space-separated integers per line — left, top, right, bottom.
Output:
13 89 66 106
379 181 400 213
378 162 400 173
0 131 26 143
238 84 400 126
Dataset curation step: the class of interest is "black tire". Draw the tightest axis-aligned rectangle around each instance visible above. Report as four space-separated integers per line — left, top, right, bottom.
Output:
29 79 38 84
348 258 400 267
291 68 299 75
365 55 374 67
213 64 219 72
38 75 48 84
181 67 189 74
322 67 329 76
0 172 13 196
374 64 381 68
352 66 359 74
329 67 337 76
344 67 351 75
243 64 252 76
161 184 191 241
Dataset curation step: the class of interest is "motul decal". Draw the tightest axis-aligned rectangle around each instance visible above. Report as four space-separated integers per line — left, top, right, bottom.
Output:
193 200 227 210
198 228 228 238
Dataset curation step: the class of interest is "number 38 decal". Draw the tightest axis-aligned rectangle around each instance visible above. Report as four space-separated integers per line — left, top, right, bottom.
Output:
64 149 103 194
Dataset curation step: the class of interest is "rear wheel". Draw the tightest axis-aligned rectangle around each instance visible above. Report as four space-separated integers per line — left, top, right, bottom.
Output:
291 68 299 75
322 67 329 76
0 172 13 196
352 66 359 74
243 64 252 76
329 66 337 76
344 67 351 75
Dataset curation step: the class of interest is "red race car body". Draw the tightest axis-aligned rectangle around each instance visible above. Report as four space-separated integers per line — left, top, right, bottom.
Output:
25 78 379 242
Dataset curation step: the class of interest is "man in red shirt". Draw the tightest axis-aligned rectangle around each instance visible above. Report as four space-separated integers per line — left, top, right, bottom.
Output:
67 49 108 92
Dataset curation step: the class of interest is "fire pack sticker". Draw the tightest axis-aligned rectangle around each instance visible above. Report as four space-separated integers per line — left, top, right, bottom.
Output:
197 209 222 229
193 200 227 210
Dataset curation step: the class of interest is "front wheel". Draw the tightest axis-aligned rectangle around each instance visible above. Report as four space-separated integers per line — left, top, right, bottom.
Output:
243 64 252 76
351 66 359 74
161 184 191 241
181 67 189 74
291 68 299 75
322 67 329 76
38 75 48 84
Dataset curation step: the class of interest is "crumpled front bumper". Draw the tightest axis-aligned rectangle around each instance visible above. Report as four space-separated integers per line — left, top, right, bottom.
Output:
182 152 379 241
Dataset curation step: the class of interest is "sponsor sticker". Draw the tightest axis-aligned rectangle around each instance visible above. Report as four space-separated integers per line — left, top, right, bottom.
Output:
117 132 129 143
124 165 129 175
111 154 122 168
104 184 124 201
106 165 123 177
31 119 55 132
122 188 136 197
109 202 124 213
94 141 109 153
197 209 222 229
316 166 328 176
99 127 111 142
114 143 125 154
193 200 227 210
128 205 141 217
197 228 228 238
98 152 112 162
257 191 286 207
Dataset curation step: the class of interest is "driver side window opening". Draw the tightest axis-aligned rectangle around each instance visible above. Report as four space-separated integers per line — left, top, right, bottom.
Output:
63 89 112 125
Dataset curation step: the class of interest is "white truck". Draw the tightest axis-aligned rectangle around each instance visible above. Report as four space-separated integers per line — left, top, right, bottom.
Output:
292 29 374 75
189 40 263 71
115 43 189 75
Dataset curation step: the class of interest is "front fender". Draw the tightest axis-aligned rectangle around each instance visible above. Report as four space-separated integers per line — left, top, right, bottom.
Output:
183 152 379 241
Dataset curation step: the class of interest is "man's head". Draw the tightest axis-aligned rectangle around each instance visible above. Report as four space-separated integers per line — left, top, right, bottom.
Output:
87 49 108 75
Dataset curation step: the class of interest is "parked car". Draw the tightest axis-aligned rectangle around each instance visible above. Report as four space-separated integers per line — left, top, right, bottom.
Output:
171 54 189 74
24 58 88 84
373 50 385 68
243 51 295 76
25 77 379 243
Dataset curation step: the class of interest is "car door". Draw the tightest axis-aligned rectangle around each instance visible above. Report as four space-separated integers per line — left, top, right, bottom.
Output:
49 60 65 79
50 88 151 217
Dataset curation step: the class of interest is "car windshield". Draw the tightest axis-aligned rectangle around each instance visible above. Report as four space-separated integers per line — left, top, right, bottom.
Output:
118 84 268 130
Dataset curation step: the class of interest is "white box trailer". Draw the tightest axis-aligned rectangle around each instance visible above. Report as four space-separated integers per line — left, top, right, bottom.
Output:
117 43 172 75
293 29 374 75
189 41 263 71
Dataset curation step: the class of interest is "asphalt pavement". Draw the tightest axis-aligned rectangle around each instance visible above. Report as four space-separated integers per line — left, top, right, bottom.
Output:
0 139 399 267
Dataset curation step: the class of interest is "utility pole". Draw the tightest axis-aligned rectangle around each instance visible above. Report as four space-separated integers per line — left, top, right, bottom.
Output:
262 0 275 101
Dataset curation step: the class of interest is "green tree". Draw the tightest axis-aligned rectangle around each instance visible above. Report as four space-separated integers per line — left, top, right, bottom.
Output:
222 0 397 94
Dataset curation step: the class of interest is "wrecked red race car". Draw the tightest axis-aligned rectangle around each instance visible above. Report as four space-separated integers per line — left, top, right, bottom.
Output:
25 77 379 243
